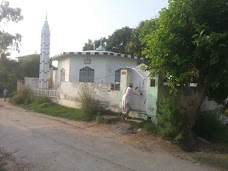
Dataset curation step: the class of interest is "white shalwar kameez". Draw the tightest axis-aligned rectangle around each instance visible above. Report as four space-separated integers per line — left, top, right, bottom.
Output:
122 87 140 114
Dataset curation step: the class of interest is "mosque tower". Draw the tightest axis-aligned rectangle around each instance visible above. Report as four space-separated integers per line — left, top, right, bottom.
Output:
39 15 50 89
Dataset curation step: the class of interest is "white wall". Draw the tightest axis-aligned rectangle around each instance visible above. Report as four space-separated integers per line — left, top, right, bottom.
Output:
25 77 39 89
57 57 70 83
105 56 138 83
69 55 106 83
56 54 138 84
57 82 120 112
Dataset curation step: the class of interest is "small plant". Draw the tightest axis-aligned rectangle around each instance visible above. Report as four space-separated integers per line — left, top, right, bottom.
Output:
78 84 107 115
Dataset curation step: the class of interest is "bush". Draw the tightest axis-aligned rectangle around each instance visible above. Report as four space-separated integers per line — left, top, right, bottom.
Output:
157 96 193 147
34 95 51 105
10 87 34 105
78 84 107 115
194 111 228 144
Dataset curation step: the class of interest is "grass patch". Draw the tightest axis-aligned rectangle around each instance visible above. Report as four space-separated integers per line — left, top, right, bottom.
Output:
129 120 158 134
195 153 228 171
29 103 95 121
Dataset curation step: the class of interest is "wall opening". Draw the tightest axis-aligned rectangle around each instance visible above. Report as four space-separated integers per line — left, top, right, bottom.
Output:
79 66 94 82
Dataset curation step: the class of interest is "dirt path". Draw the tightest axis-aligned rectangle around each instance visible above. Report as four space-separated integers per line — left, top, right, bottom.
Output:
0 99 215 171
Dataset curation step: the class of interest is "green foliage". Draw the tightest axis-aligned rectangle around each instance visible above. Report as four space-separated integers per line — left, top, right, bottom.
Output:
78 84 107 115
157 96 192 145
106 27 133 54
126 19 158 58
30 103 95 121
0 58 21 93
0 1 23 54
34 95 51 105
194 111 228 144
140 0 228 129
10 87 34 105
0 1 23 93
83 27 134 55
18 54 40 77
82 39 106 51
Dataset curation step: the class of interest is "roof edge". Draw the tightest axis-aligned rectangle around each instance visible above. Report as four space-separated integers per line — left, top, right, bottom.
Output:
52 51 144 61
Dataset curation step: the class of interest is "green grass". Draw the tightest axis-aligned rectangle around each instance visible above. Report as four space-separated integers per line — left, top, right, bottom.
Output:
195 153 228 171
29 103 95 121
129 120 158 134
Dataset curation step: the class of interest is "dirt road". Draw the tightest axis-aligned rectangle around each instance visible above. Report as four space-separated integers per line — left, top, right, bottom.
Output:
0 100 214 171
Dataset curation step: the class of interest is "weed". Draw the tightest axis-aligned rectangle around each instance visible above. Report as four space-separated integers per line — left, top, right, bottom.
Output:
78 84 107 115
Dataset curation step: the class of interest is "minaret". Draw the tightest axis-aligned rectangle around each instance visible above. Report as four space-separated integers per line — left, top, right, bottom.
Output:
39 15 50 89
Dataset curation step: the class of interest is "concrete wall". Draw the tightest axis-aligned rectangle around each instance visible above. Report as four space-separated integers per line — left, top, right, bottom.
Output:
24 77 39 89
56 81 120 112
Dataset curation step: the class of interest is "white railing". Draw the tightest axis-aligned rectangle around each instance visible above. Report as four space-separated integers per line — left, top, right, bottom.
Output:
32 89 60 98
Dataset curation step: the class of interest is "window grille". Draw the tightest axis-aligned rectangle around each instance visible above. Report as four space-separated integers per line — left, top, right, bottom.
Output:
115 69 121 83
79 67 94 82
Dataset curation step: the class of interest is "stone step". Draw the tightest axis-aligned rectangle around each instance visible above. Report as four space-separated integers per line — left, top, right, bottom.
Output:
126 119 144 123
129 110 148 121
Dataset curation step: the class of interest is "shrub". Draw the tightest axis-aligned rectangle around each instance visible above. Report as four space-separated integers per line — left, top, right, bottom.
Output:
157 96 193 147
10 87 34 105
34 95 51 105
194 111 228 144
78 84 107 115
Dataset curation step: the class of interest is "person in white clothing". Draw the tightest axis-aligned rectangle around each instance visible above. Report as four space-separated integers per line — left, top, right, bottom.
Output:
122 83 142 120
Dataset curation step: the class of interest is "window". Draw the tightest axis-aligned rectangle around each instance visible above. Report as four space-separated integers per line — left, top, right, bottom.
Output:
61 68 65 81
115 69 121 83
150 79 155 87
79 67 94 82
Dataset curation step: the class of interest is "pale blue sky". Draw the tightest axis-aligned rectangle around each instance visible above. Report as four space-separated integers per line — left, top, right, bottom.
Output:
6 0 168 58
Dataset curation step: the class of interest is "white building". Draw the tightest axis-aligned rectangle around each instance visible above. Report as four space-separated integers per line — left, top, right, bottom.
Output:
52 51 143 87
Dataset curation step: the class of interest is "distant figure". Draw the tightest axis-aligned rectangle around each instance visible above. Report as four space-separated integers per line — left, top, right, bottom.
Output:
122 83 142 120
3 88 8 102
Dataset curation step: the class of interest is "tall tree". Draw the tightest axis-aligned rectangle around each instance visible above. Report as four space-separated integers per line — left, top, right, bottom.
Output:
0 1 23 93
143 0 228 126
18 54 40 78
106 27 133 54
82 38 107 51
0 0 23 56
0 57 21 93
82 39 94 51
126 19 158 57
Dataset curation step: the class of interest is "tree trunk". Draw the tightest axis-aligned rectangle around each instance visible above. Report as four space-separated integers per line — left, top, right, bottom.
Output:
188 85 206 127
